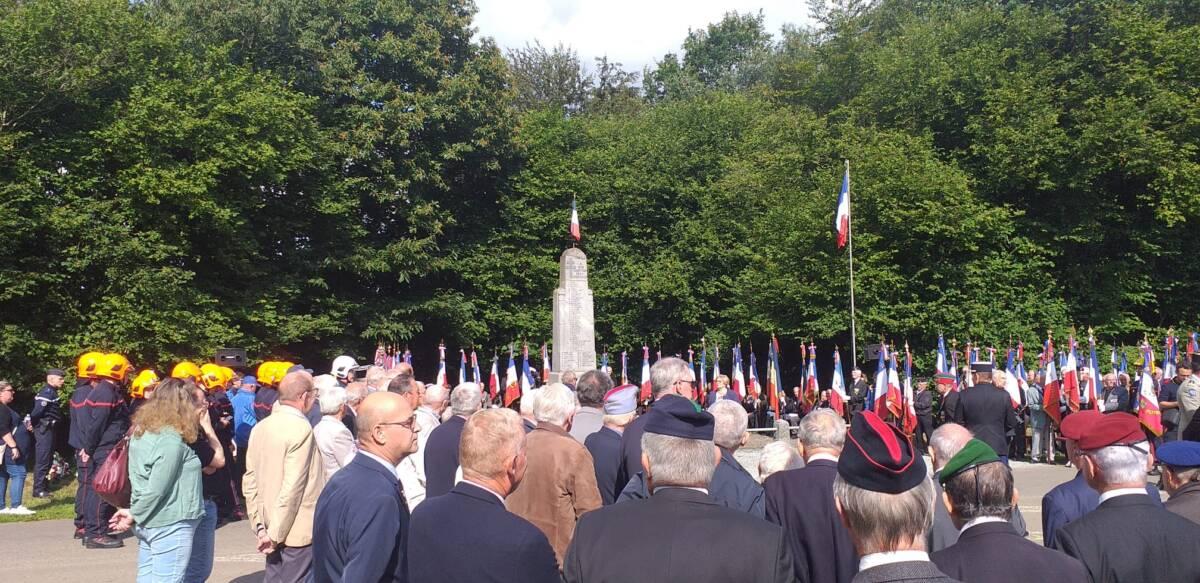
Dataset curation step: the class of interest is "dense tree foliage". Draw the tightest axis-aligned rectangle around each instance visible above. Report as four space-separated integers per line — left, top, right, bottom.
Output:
1 0 1196 385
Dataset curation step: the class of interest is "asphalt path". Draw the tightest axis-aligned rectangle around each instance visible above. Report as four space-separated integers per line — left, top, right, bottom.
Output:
0 450 1111 581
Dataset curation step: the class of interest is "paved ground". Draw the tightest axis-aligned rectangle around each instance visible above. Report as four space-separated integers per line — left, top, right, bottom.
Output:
0 448 1117 581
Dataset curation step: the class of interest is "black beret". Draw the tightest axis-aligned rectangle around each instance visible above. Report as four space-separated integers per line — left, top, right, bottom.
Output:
47 368 67 377
839 411 927 494
643 394 714 440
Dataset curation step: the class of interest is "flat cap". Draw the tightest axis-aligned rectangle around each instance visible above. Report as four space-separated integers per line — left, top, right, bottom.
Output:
938 438 1001 485
1077 412 1145 450
47 368 67 377
839 411 927 494
643 394 713 440
1157 441 1200 469
603 384 638 415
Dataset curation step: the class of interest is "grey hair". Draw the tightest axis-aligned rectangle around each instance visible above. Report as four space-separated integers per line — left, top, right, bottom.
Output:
450 382 483 417
930 423 972 472
423 383 448 406
534 383 579 427
799 409 846 452
758 441 803 481
519 389 539 418
943 462 1013 520
833 474 934 554
650 357 691 398
318 384 348 416
708 400 749 450
1084 442 1150 485
642 432 717 488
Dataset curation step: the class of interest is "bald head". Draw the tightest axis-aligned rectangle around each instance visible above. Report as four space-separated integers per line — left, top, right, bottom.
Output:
930 423 973 471
278 371 314 401
356 391 418 464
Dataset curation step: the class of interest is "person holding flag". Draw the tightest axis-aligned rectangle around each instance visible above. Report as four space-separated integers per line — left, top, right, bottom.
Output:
747 347 768 428
1043 338 1064 426
804 344 820 414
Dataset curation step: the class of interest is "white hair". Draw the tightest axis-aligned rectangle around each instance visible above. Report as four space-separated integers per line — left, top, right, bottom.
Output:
798 409 846 453
650 357 690 398
708 400 749 450
520 389 539 418
642 432 717 488
930 423 972 472
423 383 448 406
318 384 347 416
533 383 579 427
1085 442 1150 485
758 441 803 480
450 382 483 417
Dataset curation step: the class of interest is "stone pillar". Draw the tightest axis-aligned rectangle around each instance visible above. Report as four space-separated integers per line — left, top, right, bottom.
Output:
551 248 597 380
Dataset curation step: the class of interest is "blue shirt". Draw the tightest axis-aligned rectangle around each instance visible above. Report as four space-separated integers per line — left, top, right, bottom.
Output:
230 390 257 447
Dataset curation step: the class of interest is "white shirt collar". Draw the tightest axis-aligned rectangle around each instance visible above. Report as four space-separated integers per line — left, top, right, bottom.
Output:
653 486 709 495
959 516 1007 535
1098 487 1149 504
859 551 930 572
806 453 839 463
357 450 400 479
461 480 506 503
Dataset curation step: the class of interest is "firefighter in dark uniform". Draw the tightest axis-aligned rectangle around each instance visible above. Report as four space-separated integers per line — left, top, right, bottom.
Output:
253 361 289 421
69 352 132 549
29 367 66 498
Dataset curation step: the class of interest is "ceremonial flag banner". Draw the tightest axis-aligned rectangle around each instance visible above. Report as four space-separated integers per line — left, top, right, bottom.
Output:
600 352 609 373
436 343 448 388
830 349 848 416
901 347 918 434
1063 338 1080 413
570 197 581 241
1042 339 1062 426
374 344 386 368
699 345 708 407
1087 335 1101 407
541 343 551 384
471 350 481 387
768 337 781 421
834 167 850 248
1004 348 1022 408
964 342 976 388
936 334 955 389
620 350 628 385
712 344 721 393
640 346 652 400
1139 344 1163 436
805 344 819 412
688 348 698 388
732 344 746 399
458 349 467 386
748 348 761 399
951 344 961 392
504 347 519 406
874 345 889 414
521 344 534 395
1164 335 1177 381
887 350 903 419
488 354 499 401
1190 332 1199 361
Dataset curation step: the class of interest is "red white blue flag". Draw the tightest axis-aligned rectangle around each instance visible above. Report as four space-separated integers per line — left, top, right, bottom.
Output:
488 352 499 401
732 344 746 399
1139 343 1163 436
458 349 467 386
747 347 760 400
504 346 519 406
1063 337 1080 413
830 349 847 416
1042 338 1062 426
1164 334 1178 381
570 197 581 242
541 342 551 384
640 346 651 400
834 167 850 248
436 342 448 388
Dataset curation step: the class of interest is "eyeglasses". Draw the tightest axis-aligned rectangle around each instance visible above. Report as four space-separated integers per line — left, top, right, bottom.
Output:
377 417 417 431
674 379 697 389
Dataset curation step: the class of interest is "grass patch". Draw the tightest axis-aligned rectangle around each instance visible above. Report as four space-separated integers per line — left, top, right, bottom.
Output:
0 477 79 523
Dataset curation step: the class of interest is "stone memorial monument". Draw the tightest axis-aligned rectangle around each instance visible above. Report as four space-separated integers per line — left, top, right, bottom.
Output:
552 247 597 379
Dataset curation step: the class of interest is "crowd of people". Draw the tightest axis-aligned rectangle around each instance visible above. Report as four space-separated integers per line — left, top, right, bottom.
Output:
2 350 1200 582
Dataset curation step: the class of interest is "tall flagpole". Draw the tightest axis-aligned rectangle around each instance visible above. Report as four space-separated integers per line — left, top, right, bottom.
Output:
846 159 858 370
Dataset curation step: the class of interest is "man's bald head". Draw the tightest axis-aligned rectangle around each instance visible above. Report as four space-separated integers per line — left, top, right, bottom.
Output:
278 371 314 401
356 391 418 463
930 423 973 471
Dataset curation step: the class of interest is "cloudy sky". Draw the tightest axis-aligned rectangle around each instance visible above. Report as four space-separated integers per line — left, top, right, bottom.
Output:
473 0 816 77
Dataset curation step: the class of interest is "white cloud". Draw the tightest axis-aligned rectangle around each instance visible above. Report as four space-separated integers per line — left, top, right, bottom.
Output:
472 0 816 76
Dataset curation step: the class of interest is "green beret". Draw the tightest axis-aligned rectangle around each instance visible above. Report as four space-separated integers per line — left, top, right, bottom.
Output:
938 438 1000 485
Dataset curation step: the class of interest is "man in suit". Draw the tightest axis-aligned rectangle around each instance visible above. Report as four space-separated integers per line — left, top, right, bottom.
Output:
938 382 960 427
506 383 603 565
423 382 483 498
931 438 1087 582
313 391 417 582
1053 412 1200 582
618 356 698 496
833 411 959 583
563 383 795 583
570 370 613 443
952 362 1016 461
585 385 638 505
849 368 869 418
764 408 857 583
408 408 560 583
914 379 934 454
927 423 1026 552
1158 440 1200 524
243 371 327 583
1040 409 1162 548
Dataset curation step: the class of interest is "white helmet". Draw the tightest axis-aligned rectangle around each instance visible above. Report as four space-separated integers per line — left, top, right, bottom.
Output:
331 355 358 379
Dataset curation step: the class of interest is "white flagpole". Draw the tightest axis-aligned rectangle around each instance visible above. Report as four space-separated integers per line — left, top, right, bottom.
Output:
846 159 858 370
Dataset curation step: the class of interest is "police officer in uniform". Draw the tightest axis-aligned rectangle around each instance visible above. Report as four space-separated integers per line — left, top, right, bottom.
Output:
953 361 1017 462
29 367 65 498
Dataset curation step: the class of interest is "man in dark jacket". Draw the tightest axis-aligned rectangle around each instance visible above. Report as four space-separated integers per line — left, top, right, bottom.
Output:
952 362 1016 460
409 408 559 582
423 382 482 498
914 379 934 454
931 439 1087 583
1157 440 1200 525
585 385 637 505
30 367 65 498
68 363 130 549
618 359 698 495
764 409 857 583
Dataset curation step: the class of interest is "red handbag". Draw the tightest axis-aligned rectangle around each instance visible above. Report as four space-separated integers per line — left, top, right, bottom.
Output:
93 430 132 508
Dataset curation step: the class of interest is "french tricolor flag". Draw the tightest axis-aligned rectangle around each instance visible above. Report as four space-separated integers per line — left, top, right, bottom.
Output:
640 346 651 400
570 197 581 242
1062 338 1080 413
834 167 850 248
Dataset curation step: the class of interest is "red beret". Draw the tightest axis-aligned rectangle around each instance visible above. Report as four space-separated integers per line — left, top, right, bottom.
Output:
1060 409 1103 441
1077 412 1145 450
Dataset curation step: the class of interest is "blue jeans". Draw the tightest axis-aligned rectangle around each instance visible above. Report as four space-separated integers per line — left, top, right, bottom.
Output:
184 500 217 583
0 461 27 508
135 518 200 583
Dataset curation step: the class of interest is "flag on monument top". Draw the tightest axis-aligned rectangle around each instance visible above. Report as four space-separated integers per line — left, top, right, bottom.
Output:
541 343 551 384
620 350 628 385
874 344 890 414
504 347 519 406
936 334 955 389
748 347 761 400
732 344 746 399
521 344 534 394
1063 337 1080 414
711 344 722 393
640 346 652 400
458 349 467 386
1004 348 1022 409
768 336 782 421
1042 338 1062 426
570 197 581 242
830 349 847 416
805 344 820 412
436 343 448 388
699 345 709 407
834 167 850 249
487 353 499 401
1164 334 1178 381
901 346 918 434
471 350 481 387
1139 343 1163 436
1087 336 1101 409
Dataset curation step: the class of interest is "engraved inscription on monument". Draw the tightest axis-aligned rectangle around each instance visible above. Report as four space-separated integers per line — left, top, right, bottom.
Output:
552 247 597 376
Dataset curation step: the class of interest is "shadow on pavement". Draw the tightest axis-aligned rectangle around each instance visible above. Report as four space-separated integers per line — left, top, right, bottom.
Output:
229 571 265 583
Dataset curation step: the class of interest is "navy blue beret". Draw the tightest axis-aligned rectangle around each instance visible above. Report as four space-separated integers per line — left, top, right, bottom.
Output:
1157 441 1200 468
643 394 713 440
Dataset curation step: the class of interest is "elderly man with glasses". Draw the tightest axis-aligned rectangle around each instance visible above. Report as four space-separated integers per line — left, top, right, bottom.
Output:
618 358 697 494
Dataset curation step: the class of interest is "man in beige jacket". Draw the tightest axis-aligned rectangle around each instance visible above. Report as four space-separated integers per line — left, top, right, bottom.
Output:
506 383 603 566
243 370 327 583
